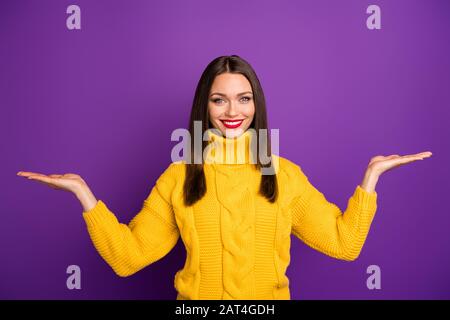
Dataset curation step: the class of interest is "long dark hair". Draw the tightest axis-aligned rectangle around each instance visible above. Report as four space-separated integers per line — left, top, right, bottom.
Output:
183 55 278 206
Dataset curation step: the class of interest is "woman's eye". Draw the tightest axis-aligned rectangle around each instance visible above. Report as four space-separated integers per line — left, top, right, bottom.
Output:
212 98 224 104
241 96 252 103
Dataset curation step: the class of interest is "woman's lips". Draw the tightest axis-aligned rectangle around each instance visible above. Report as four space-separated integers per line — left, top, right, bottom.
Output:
220 119 244 129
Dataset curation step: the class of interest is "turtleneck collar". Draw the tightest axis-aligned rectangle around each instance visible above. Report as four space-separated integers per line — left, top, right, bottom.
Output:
204 129 257 165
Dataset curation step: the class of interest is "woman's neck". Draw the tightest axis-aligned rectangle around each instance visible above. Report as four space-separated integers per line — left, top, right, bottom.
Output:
204 129 256 165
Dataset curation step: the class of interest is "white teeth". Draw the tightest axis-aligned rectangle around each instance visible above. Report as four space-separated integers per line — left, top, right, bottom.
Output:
223 120 243 125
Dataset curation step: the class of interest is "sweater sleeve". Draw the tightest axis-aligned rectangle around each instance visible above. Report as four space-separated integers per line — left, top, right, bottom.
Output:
82 163 180 277
289 165 378 261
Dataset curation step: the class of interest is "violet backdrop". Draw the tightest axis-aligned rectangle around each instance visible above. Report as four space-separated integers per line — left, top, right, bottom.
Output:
1 0 449 299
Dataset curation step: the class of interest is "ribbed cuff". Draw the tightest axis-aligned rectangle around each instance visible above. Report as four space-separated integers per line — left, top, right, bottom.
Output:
353 185 378 212
82 200 116 228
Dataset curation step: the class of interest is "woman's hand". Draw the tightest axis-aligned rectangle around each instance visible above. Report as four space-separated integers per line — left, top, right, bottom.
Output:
17 171 98 212
360 151 433 193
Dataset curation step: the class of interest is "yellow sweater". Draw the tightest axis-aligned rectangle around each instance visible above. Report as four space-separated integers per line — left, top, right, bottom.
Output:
82 129 378 300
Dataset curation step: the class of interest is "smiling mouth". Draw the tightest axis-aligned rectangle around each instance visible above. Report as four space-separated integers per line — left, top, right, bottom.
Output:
220 119 244 129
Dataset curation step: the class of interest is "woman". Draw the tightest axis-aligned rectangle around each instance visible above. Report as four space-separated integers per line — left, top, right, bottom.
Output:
17 55 432 300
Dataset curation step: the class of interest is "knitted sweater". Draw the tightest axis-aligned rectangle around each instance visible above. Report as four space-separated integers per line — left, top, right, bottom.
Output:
82 129 378 300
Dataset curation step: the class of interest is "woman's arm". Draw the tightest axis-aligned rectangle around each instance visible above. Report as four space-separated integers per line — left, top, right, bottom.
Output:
290 151 432 261
81 165 180 277
290 166 377 261
17 163 181 277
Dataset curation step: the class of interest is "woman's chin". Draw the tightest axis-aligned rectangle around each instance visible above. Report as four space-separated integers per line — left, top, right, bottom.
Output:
222 127 245 138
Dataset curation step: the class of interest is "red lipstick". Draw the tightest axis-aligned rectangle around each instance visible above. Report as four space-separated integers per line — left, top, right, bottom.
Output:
220 119 244 129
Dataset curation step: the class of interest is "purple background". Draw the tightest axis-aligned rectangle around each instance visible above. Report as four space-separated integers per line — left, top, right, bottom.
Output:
1 0 449 299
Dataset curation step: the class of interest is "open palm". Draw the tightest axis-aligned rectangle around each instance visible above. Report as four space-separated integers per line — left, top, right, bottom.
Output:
16 171 86 194
368 151 432 175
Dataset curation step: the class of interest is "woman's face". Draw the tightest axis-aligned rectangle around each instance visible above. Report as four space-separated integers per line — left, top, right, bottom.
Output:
208 73 255 138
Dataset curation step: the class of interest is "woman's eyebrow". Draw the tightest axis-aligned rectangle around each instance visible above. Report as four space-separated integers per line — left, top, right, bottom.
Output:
209 91 253 97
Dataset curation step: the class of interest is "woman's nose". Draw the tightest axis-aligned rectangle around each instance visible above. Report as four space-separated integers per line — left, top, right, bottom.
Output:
225 102 238 117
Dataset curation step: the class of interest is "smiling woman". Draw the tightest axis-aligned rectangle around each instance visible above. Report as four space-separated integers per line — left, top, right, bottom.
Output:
17 55 432 300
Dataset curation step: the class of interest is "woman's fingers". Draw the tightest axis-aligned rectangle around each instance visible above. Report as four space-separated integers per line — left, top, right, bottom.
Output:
17 171 44 177
393 156 421 164
26 175 61 190
403 151 432 158
394 152 430 161
28 177 61 189
386 154 429 168
418 151 432 158
404 154 429 161
18 172 63 179
27 175 56 184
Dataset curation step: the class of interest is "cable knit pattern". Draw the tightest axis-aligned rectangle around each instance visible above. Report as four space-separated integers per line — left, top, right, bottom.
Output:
172 201 201 300
82 129 378 299
214 165 256 299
